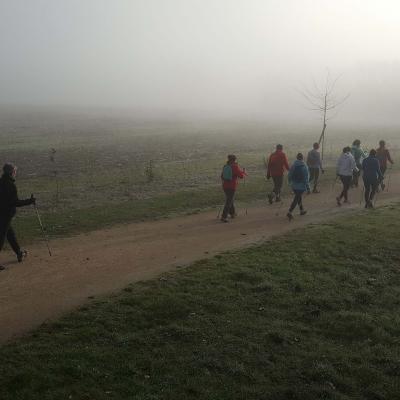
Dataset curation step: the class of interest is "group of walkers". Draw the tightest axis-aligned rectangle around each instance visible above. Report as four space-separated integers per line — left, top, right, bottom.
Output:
0 140 395 267
220 139 394 223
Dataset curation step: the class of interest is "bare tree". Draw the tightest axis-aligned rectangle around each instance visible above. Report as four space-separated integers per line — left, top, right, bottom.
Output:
299 72 350 159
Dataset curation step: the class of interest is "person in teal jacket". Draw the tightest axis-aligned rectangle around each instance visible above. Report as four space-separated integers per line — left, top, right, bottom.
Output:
287 153 310 221
351 139 367 187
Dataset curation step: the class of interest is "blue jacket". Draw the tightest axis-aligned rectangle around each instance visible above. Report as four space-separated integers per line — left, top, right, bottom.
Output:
288 160 310 192
362 156 383 182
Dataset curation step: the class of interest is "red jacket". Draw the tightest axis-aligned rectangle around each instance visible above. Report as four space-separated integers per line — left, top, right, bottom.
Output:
267 150 290 177
376 148 393 169
222 163 246 190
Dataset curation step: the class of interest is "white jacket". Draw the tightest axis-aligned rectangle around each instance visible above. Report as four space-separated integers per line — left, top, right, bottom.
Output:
336 152 357 176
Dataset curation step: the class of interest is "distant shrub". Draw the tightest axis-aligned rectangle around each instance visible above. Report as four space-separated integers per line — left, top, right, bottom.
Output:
145 159 155 183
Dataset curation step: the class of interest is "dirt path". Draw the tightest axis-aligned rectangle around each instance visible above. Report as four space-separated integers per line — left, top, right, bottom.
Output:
1 175 399 343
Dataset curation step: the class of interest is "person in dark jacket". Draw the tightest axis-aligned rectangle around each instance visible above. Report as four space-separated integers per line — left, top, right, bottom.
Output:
220 155 246 223
362 150 383 208
287 153 310 221
307 142 324 193
0 163 35 270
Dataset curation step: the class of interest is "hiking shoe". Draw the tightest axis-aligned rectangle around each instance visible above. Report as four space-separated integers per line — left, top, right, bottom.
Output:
229 213 237 219
336 197 341 207
300 210 307 216
275 197 281 203
220 218 229 223
267 194 273 205
17 250 28 262
312 188 320 194
287 212 293 221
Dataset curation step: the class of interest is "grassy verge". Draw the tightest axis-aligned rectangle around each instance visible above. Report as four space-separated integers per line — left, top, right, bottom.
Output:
14 169 341 244
2 205 400 399
14 175 269 242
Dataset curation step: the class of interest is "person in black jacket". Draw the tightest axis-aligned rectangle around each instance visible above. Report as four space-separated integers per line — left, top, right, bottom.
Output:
362 149 384 208
0 163 35 270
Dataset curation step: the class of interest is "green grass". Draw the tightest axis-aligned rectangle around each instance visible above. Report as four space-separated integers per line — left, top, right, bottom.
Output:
1 205 400 399
14 168 343 244
14 174 272 243
2 123 398 244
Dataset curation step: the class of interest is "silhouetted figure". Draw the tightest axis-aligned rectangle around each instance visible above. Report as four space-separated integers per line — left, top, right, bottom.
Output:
0 163 35 270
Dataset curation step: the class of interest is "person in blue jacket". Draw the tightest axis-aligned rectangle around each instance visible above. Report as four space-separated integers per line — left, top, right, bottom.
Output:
362 149 384 208
287 153 310 221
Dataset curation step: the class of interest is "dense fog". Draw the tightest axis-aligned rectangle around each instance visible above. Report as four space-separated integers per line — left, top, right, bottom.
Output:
0 0 399 124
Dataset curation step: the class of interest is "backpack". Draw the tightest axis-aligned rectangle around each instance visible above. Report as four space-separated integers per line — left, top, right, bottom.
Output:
222 164 233 181
292 164 304 183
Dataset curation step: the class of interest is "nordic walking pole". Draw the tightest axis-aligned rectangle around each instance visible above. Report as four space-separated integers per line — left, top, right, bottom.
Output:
275 178 286 217
386 167 392 192
243 169 248 216
373 185 380 208
217 205 222 219
359 186 365 206
33 197 52 257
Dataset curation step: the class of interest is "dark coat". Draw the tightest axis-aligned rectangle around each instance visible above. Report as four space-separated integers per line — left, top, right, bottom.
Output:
362 156 383 183
0 174 32 220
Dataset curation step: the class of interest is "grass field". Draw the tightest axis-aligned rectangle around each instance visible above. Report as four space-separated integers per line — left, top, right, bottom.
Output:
1 109 399 244
1 204 400 399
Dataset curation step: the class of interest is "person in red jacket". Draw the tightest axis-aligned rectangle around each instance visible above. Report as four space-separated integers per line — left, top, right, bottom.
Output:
266 144 290 203
220 154 246 223
376 140 394 190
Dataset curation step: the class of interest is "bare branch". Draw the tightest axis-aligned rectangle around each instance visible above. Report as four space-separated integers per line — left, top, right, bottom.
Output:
326 93 350 110
296 88 325 110
327 73 344 95
298 71 349 160
312 77 323 97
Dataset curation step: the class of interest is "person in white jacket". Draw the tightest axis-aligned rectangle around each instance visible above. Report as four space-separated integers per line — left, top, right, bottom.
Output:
336 146 358 206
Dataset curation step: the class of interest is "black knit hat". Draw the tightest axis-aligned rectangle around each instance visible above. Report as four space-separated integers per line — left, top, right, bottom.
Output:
3 163 15 176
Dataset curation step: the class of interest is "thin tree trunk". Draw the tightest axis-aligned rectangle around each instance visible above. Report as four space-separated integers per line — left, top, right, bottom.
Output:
318 93 328 160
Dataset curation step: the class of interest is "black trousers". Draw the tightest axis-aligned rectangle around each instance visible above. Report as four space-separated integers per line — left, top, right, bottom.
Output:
309 168 320 190
339 175 352 201
222 189 236 219
0 217 21 255
270 176 283 198
289 190 304 212
363 179 378 204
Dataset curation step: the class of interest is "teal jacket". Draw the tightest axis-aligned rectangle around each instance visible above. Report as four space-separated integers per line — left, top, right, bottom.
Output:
288 160 310 192
351 145 367 166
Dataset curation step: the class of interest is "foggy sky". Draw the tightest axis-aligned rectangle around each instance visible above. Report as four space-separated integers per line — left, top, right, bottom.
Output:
1 0 399 123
